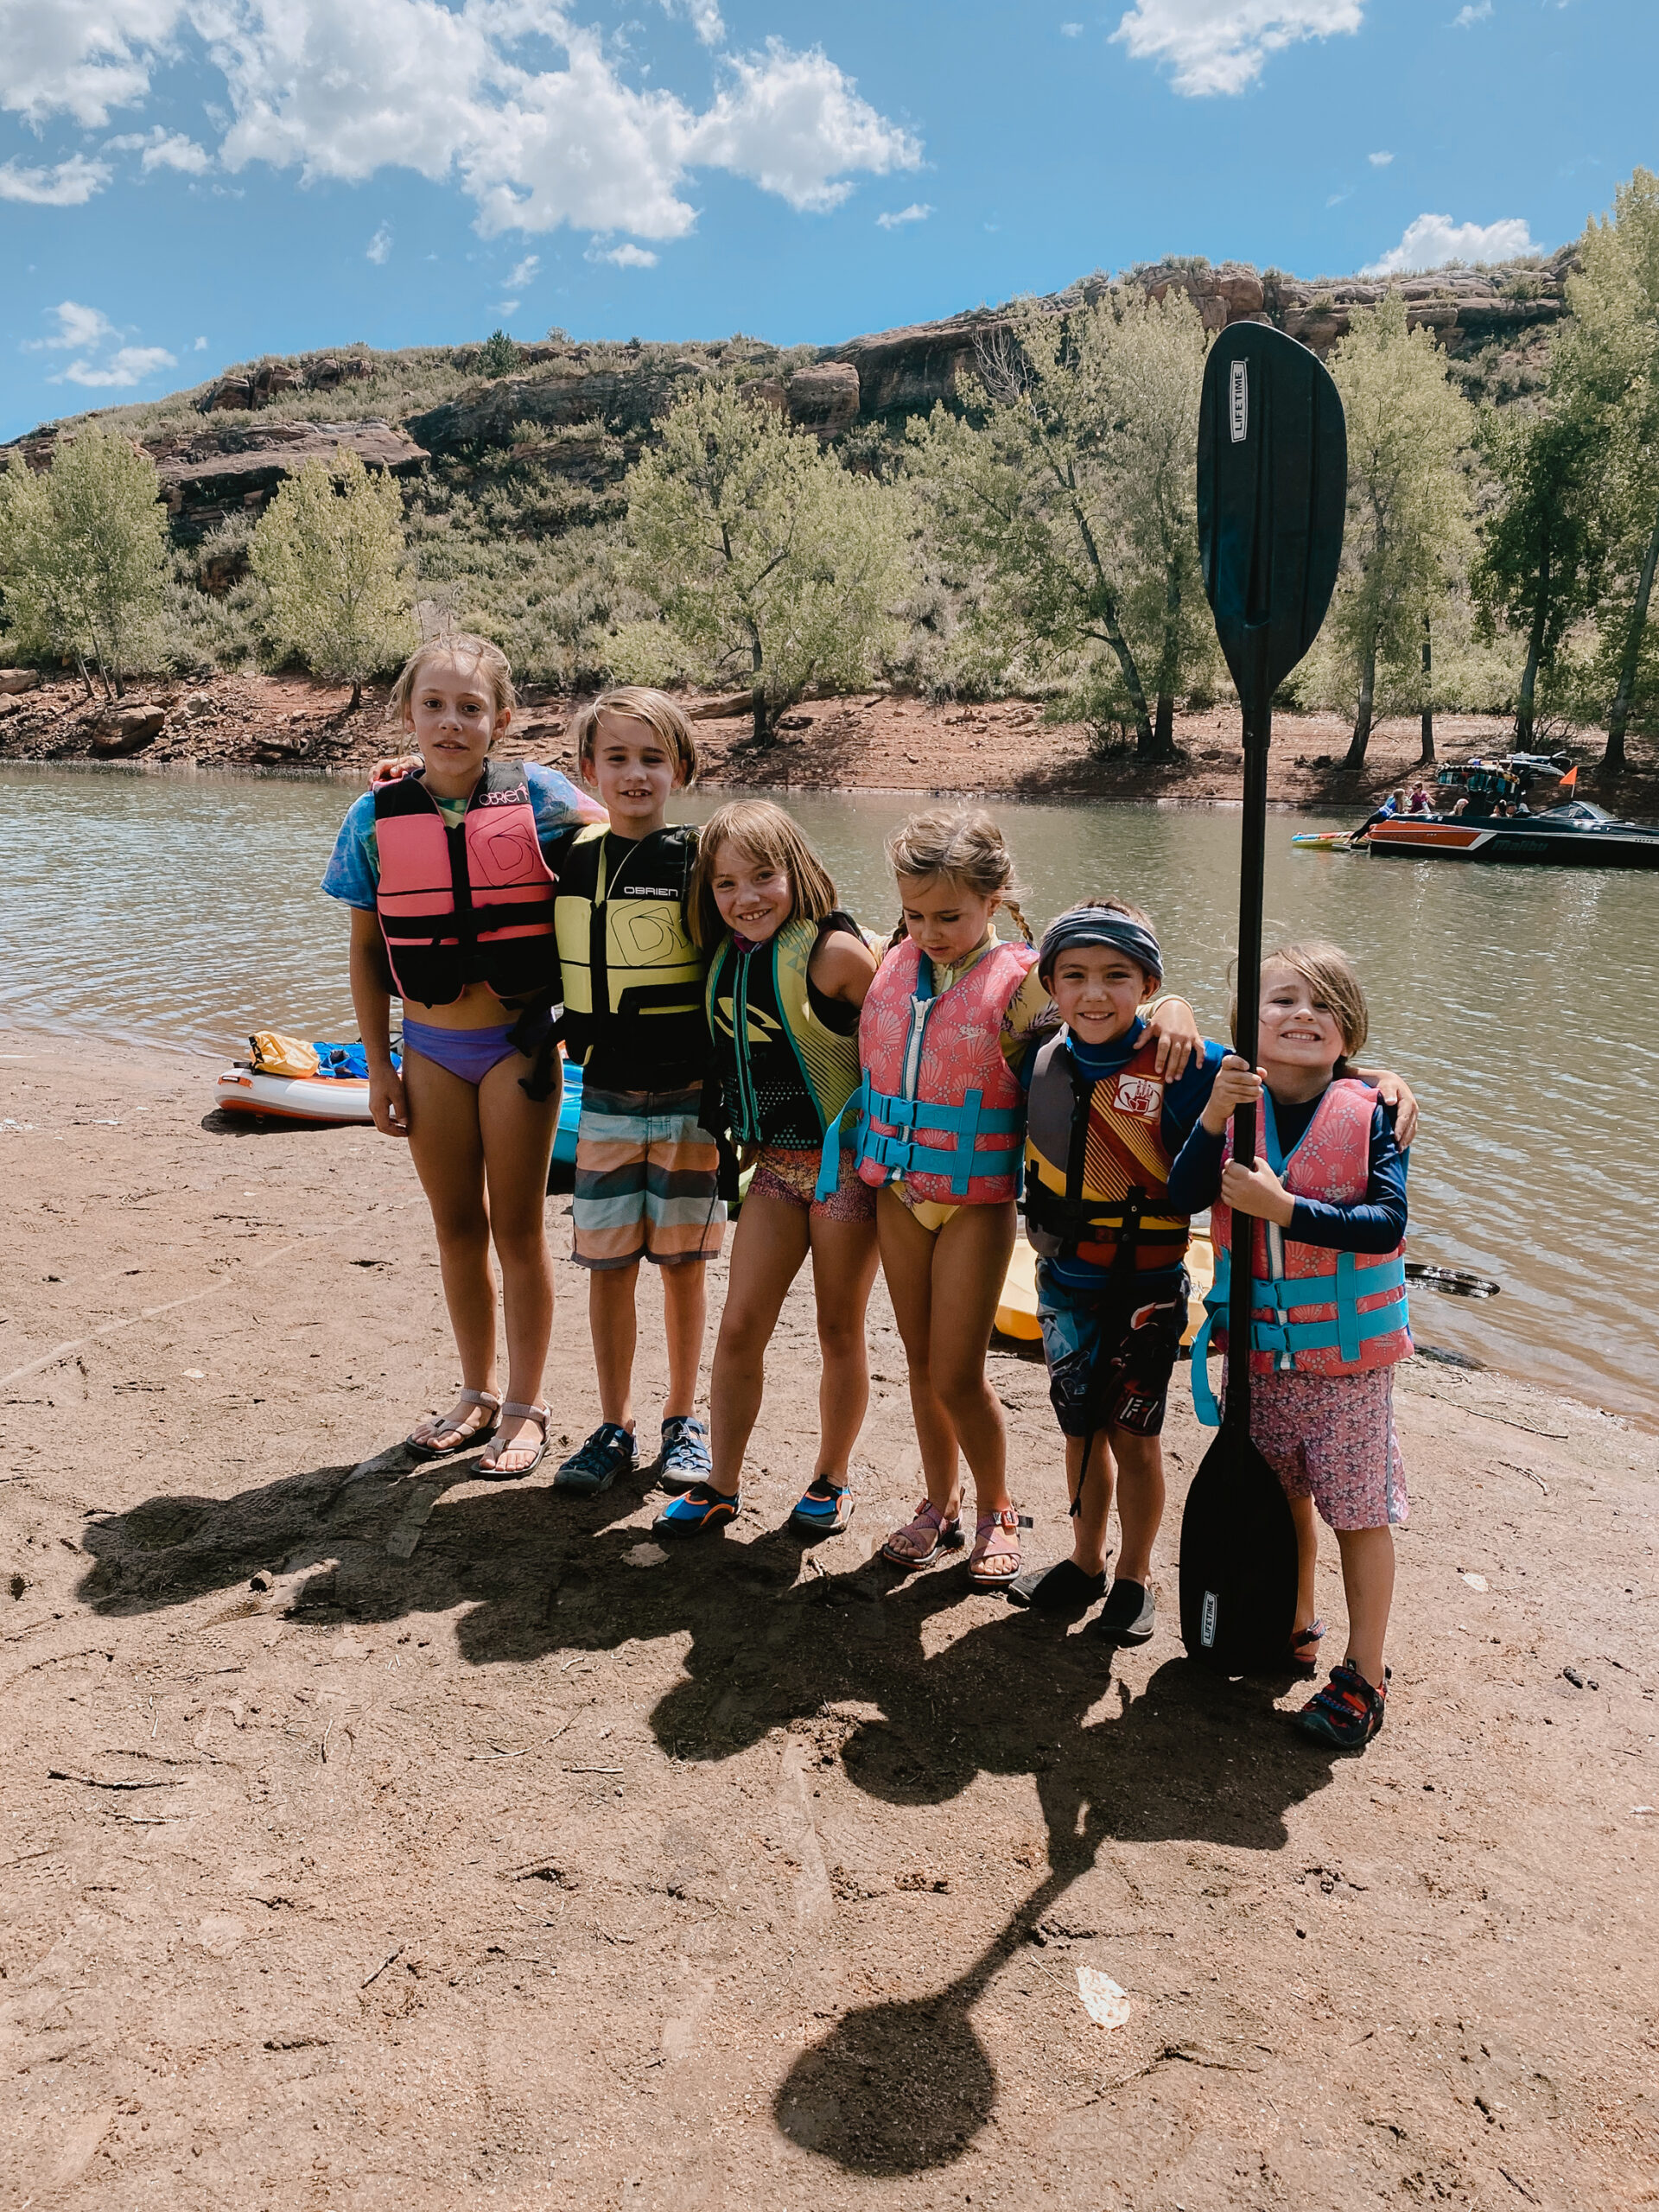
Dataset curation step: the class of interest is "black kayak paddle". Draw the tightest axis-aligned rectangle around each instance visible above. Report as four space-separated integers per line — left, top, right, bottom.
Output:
1180 322 1348 1673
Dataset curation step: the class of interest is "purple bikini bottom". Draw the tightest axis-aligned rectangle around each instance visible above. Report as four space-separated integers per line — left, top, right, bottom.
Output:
402 1019 524 1087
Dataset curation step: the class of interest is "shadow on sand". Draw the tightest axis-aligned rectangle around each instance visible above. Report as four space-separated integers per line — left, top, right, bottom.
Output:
79 1452 1337 2176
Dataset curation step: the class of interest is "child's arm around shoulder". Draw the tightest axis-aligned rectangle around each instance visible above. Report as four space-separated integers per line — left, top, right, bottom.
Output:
809 925 880 1009
526 760 607 838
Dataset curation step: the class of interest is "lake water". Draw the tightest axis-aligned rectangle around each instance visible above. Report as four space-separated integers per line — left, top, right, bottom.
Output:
3 762 1655 1424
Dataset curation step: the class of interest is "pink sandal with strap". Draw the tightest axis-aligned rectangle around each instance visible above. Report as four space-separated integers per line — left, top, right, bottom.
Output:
968 1508 1032 1590
880 1499 964 1570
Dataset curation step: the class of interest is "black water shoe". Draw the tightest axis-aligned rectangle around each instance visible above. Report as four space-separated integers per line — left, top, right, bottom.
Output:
1090 1579 1156 1647
1006 1558 1108 1612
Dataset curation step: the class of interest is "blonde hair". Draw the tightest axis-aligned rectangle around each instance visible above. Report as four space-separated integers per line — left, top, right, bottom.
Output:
689 799 839 950
885 806 1032 944
1234 939 1370 1067
569 686 699 787
388 633 515 728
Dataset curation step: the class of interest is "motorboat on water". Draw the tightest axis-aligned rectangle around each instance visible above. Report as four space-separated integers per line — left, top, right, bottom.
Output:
1364 798 1659 869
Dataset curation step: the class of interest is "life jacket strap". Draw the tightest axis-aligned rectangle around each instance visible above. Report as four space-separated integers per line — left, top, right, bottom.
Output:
855 1082 1024 1198
1190 1248 1411 1424
815 1074 868 1204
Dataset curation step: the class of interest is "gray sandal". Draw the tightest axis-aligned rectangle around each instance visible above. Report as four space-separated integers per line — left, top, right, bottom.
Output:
407 1387 500 1460
478 1402 550 1480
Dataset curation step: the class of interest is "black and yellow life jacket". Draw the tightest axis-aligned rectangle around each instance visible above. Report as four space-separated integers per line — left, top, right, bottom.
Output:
703 912 865 1151
552 823 707 1073
1023 1032 1192 1274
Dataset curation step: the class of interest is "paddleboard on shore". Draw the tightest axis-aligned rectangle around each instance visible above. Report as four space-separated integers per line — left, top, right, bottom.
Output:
995 1231 1216 1346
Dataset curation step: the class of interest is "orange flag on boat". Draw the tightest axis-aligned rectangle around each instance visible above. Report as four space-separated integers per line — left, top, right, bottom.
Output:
1559 764 1578 791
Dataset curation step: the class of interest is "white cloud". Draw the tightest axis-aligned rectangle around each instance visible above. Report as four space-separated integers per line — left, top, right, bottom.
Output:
61 342 177 386
1364 210 1536 275
106 124 211 171
30 298 118 348
1368 148 1392 166
1452 0 1491 22
687 41 920 213
876 200 931 228
0 0 186 129
588 241 659 267
661 0 724 44
1060 20 1084 33
1111 0 1363 95
366 219 391 262
506 252 540 288
193 334 207 348
0 151 111 203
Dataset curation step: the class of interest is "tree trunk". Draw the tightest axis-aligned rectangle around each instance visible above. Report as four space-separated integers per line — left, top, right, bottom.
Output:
73 654 94 702
1147 691 1176 759
747 633 767 747
1419 617 1435 766
349 678 362 714
1343 635 1378 769
1516 544 1551 748
1604 503 1659 775
1071 493 1154 753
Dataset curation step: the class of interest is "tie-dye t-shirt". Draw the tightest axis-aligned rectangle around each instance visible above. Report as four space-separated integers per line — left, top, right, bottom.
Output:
321 763 605 910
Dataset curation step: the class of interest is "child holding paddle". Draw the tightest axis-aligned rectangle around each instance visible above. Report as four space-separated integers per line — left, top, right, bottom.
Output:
855 810 1204 1590
1173 943 1411 1751
651 801 880 1538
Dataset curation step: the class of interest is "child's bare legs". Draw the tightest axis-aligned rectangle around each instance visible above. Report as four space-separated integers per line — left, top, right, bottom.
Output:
660 1258 707 1421
589 1264 639 1432
404 1050 558 1465
709 1198 878 1497
1065 1428 1164 1580
1335 1525 1394 1689
810 1212 880 1483
879 1192 1016 1520
1289 1492 1320 1637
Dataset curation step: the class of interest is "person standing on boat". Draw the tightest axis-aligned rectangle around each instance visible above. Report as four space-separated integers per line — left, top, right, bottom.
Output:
322 634 603 1477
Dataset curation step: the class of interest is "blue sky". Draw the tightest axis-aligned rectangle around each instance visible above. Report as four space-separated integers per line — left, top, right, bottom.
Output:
3 0 1655 440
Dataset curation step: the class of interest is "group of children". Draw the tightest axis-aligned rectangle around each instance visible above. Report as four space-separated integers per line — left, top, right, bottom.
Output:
324 636 1422 1754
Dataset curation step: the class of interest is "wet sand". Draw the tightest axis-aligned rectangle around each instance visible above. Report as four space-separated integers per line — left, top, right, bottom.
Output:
2 1035 1656 2209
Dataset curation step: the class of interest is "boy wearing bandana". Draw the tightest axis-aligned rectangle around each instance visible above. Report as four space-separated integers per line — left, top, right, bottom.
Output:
1010 901 1227 1643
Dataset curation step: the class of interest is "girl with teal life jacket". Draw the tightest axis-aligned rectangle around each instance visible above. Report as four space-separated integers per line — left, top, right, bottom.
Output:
1169 942 1412 1753
853 809 1205 1592
652 802 880 1539
321 633 603 1478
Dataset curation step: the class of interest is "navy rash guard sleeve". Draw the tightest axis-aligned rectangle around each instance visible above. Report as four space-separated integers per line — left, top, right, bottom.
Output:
1166 1100 1407 1254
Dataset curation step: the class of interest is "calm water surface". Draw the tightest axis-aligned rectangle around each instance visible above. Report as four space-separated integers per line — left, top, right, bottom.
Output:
3 763 1654 1422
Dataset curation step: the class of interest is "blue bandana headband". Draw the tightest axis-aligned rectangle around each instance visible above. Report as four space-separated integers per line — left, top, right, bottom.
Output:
1038 906 1163 987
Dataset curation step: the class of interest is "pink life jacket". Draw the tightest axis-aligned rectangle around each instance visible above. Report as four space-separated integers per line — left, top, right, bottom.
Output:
372 763 558 1007
854 936 1036 1205
1204 1077 1411 1382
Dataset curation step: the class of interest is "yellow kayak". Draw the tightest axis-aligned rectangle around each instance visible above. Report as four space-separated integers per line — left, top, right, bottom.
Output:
995 1232 1215 1348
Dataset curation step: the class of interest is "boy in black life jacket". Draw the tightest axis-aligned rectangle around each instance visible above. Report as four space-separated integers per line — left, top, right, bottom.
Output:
1010 901 1229 1643
545 689 723 1496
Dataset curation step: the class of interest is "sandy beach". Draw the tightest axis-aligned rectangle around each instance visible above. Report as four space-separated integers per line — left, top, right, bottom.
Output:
2 1033 1656 2210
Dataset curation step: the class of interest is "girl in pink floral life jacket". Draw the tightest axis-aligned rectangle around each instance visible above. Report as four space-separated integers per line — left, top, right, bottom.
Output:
1169 943 1412 1753
854 808 1202 1592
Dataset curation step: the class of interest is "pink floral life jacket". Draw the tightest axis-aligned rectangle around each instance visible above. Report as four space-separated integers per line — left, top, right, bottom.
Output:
1206 1077 1411 1379
855 936 1036 1205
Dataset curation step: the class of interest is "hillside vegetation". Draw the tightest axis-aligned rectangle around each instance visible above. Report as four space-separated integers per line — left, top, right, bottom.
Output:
3 200 1656 775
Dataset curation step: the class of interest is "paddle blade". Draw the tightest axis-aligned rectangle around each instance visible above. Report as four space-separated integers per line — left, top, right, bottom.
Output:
1178 1421 1300 1672
1197 322 1347 710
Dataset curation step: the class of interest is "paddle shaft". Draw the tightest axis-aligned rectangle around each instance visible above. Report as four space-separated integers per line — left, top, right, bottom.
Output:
1225 681 1272 1437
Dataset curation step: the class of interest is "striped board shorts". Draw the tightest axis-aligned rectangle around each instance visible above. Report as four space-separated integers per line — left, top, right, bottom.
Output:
571 1084 727 1270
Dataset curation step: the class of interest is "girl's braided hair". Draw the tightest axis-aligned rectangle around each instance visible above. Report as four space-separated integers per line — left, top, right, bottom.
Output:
885 806 1032 945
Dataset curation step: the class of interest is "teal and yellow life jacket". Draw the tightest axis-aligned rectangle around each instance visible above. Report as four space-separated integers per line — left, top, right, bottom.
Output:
704 912 866 1197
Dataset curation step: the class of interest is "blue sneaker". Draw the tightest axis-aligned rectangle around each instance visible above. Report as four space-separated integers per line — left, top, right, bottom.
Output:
653 1482 740 1538
652 1414 713 1494
553 1422 637 1496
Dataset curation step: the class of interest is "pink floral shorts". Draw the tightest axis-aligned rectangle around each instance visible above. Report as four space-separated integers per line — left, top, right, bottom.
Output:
747 1145 876 1224
1245 1365 1408 1532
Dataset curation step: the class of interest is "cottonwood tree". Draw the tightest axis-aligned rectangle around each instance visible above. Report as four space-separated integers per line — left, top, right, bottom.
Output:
1328 295 1473 769
0 426 168 697
622 380 907 745
1556 168 1659 771
1472 400 1604 750
250 448 413 710
912 290 1209 761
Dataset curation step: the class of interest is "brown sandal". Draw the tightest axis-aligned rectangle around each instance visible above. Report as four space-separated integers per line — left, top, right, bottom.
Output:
880 1499 964 1569
968 1508 1032 1590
